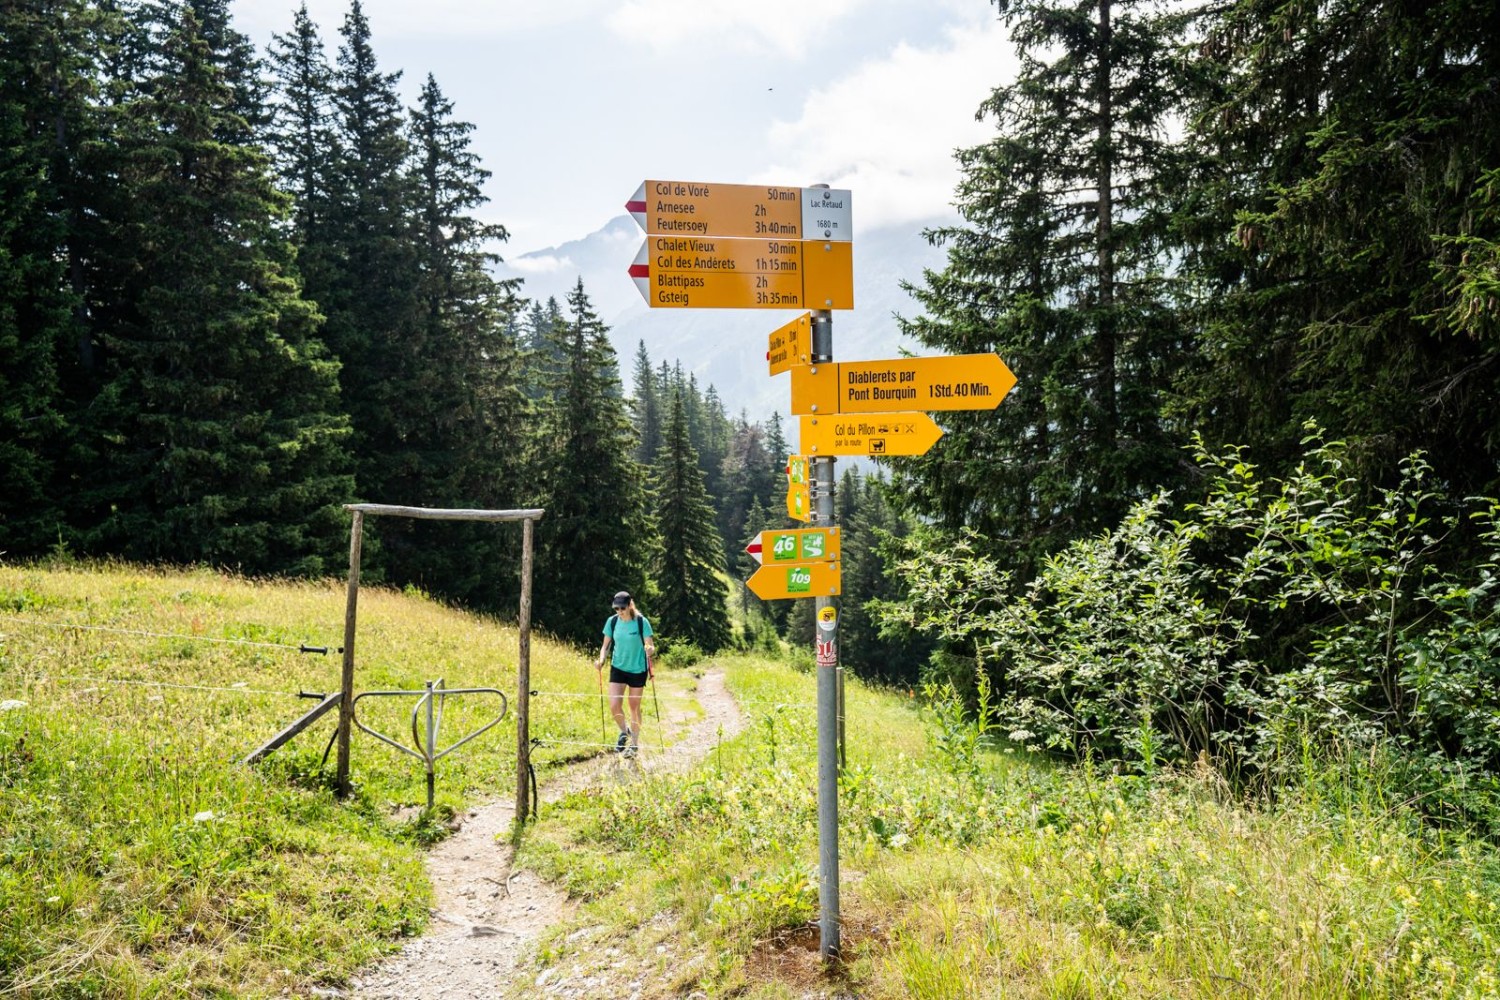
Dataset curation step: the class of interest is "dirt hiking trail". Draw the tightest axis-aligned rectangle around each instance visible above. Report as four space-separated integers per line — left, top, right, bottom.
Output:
351 666 744 999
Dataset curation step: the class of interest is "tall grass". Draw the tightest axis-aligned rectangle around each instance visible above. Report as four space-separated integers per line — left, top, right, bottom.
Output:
0 560 604 996
514 657 1500 999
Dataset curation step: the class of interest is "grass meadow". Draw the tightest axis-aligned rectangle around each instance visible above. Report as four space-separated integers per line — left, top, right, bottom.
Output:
5 561 1500 997
517 659 1500 999
0 559 603 997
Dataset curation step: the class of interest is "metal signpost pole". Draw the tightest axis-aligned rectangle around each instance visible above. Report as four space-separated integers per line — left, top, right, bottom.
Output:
811 308 840 960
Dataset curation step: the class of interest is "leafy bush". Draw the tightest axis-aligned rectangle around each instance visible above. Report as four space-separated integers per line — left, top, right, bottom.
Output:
876 431 1500 813
657 640 704 669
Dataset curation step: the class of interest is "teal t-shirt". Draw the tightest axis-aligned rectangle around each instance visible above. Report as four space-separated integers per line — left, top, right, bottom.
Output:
602 613 654 674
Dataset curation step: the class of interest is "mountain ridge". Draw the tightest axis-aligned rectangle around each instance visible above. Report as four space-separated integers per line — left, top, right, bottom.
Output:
496 214 955 426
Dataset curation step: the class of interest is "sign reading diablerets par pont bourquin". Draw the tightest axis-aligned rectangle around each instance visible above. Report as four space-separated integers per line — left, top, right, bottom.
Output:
627 181 853 309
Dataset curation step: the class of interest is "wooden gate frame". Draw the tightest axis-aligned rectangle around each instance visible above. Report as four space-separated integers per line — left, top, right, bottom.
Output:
337 504 543 824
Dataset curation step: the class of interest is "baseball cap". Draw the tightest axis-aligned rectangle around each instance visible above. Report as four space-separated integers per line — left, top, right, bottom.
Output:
611 591 631 608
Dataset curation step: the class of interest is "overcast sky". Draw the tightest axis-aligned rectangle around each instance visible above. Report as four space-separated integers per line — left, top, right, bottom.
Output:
234 0 1017 260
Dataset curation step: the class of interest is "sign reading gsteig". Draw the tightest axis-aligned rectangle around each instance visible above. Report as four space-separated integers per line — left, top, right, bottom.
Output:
790 354 1017 414
628 237 852 309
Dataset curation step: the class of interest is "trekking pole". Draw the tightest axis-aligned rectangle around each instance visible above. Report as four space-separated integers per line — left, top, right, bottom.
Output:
595 662 607 746
648 656 663 752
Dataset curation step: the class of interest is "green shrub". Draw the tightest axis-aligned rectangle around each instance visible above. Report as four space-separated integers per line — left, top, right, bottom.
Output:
877 430 1500 820
658 640 703 669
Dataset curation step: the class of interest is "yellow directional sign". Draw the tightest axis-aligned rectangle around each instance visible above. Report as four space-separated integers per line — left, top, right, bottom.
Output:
787 481 811 522
785 453 811 522
644 234 804 274
747 561 842 600
768 313 811 376
800 413 944 457
629 180 805 240
761 527 840 564
790 354 1017 414
630 239 852 310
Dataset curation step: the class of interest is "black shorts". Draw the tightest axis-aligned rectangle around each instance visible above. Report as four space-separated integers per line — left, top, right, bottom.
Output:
608 666 648 688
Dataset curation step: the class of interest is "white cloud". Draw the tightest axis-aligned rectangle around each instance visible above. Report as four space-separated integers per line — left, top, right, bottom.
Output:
510 254 575 275
234 0 613 40
607 0 868 58
758 13 1016 231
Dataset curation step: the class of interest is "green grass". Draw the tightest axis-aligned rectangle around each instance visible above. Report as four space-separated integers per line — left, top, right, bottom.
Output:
514 656 1500 999
8 563 1500 998
0 560 606 997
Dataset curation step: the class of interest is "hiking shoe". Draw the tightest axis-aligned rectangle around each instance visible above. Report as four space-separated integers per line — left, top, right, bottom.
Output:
615 730 629 752
622 743 637 759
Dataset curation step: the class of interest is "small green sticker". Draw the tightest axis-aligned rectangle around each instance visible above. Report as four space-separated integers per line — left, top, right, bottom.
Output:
787 567 812 593
801 533 825 559
772 533 797 560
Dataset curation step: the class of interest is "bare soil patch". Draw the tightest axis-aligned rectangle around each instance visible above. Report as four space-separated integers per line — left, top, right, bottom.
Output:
349 667 742 999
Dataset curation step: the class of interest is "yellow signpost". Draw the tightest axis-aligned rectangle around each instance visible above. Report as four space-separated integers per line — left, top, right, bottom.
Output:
747 560 842 600
628 180 805 240
630 239 851 310
761 527 841 564
627 181 854 310
786 481 811 522
789 353 1017 414
768 312 812 376
785 453 811 522
800 413 944 457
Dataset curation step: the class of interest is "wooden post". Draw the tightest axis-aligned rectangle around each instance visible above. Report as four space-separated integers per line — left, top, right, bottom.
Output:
515 516 535 825
336 510 363 797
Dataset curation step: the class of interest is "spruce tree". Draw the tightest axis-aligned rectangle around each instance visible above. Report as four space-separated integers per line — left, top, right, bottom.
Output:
1177 0 1500 498
264 2 338 247
79 7 352 573
186 0 268 143
0 0 90 553
649 390 733 653
895 0 1192 576
398 71 528 604
324 0 422 508
519 296 566 400
531 280 650 645
631 339 662 462
719 415 778 566
836 471 930 684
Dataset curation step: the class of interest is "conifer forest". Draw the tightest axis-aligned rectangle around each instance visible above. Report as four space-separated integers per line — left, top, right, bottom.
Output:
3 0 1500 802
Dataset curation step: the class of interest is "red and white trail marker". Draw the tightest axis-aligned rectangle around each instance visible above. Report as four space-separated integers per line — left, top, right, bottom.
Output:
744 538 764 565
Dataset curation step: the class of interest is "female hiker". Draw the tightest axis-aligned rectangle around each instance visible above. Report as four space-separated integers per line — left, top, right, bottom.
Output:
595 590 655 757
